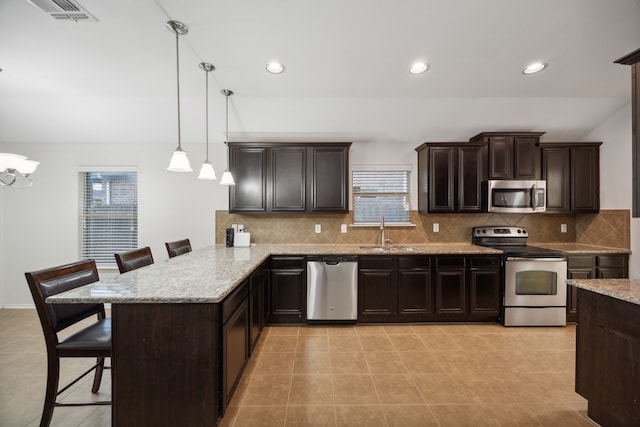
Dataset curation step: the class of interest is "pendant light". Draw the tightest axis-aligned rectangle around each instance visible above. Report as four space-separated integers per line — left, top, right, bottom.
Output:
197 62 217 180
219 89 235 185
166 20 193 172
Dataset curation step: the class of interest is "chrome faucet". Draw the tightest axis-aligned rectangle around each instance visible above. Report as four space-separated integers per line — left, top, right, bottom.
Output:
380 216 392 249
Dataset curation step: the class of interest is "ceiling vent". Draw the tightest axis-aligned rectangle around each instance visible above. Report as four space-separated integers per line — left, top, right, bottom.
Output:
26 0 98 22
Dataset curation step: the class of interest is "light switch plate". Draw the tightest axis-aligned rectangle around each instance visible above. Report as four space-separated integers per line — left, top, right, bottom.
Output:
561 224 567 233
433 223 440 233
315 224 321 233
341 224 347 233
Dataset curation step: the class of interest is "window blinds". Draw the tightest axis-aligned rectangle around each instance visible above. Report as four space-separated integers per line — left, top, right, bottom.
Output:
352 170 410 223
80 171 138 266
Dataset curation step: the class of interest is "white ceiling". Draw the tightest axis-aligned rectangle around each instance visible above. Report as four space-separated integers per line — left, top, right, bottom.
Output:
1 0 639 145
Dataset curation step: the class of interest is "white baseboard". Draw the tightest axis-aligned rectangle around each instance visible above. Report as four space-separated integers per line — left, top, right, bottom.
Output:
1 304 36 309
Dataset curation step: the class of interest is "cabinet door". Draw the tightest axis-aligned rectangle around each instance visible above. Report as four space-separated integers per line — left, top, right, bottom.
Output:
567 268 593 322
271 147 306 212
542 146 571 213
429 147 456 212
571 146 600 212
458 145 486 212
468 268 500 320
488 136 512 179
270 257 306 324
309 146 349 212
358 256 396 322
397 256 432 320
435 268 466 318
222 299 248 413
248 269 262 354
229 146 268 212
513 136 541 179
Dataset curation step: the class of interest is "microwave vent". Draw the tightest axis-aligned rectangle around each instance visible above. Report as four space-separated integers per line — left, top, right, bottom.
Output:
26 0 98 22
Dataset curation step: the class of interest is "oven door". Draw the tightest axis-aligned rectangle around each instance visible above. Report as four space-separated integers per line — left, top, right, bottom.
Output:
505 257 567 307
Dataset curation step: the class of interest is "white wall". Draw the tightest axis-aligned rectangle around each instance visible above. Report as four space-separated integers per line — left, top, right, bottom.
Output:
585 102 639 278
0 142 5 307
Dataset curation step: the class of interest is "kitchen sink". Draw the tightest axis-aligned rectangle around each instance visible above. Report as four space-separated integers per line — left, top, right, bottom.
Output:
393 246 419 252
358 246 388 252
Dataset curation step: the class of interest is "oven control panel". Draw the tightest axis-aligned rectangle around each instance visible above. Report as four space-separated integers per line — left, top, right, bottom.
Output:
472 226 528 237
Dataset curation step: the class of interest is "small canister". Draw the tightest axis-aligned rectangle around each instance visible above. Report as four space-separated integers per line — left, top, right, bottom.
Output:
225 228 234 247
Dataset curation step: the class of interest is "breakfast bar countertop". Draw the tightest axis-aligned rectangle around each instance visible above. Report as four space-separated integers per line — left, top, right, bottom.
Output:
567 278 640 306
46 243 501 305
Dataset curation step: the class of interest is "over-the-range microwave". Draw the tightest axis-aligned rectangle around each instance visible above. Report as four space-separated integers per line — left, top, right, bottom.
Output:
483 180 546 213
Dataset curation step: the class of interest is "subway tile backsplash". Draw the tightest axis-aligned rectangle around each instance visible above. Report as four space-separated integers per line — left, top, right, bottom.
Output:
215 209 630 250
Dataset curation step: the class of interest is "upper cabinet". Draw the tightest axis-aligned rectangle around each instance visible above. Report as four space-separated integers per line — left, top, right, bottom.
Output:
416 142 487 213
469 132 544 180
540 142 601 213
229 142 350 214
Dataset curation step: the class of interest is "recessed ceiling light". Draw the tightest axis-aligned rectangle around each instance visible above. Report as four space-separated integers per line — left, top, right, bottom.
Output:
523 62 547 75
409 62 429 74
266 62 285 74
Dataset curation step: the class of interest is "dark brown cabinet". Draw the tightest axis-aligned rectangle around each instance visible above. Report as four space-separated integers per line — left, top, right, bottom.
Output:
221 279 249 414
566 253 628 322
357 256 396 322
229 142 350 214
358 254 501 323
468 256 501 320
248 266 264 354
268 256 307 324
397 256 432 320
416 142 487 213
541 142 601 213
434 256 467 320
469 132 543 180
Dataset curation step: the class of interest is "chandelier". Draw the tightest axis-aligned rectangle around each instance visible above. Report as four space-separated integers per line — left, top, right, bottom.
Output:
0 153 39 187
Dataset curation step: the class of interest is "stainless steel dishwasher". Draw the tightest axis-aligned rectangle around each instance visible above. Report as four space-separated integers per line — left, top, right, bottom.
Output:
307 255 358 321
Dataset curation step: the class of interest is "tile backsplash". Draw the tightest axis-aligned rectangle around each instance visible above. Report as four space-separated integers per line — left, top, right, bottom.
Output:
215 209 630 250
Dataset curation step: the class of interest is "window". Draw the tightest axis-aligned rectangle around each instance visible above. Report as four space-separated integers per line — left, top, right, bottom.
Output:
80 170 138 267
352 167 411 224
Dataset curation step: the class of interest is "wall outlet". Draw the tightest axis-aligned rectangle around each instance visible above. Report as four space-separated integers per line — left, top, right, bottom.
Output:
341 224 347 233
315 224 321 233
433 223 440 233
561 224 567 233
237 224 244 233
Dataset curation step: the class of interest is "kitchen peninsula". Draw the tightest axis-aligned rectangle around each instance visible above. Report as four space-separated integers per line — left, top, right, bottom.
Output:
46 243 501 426
567 278 640 427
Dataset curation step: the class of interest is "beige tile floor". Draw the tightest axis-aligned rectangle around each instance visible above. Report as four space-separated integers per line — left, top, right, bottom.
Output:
0 309 597 427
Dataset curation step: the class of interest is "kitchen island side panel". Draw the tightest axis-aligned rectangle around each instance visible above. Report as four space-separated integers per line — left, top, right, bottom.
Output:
112 303 220 427
576 288 640 426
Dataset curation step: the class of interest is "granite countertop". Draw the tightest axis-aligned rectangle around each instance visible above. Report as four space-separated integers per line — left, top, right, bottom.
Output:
532 243 631 254
567 278 640 305
47 243 501 305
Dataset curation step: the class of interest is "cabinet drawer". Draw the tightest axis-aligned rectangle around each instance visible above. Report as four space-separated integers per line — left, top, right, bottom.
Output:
597 255 627 268
359 256 394 270
397 256 430 269
222 280 249 324
436 257 466 268
568 256 595 269
469 256 501 268
271 256 306 270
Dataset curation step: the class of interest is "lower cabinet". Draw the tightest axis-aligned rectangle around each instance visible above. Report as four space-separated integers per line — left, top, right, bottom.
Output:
268 256 307 324
358 254 501 323
221 280 249 415
567 253 629 322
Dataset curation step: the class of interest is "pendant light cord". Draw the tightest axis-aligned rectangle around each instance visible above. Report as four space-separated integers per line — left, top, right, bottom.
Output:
205 68 209 161
175 30 182 150
225 92 229 145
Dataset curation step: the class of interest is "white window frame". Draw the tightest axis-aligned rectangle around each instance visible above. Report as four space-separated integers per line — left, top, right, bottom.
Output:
351 164 414 226
79 166 138 268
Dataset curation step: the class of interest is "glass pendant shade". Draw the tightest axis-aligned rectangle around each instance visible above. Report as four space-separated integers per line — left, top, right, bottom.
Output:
198 161 217 180
0 153 39 187
167 148 193 172
220 170 235 185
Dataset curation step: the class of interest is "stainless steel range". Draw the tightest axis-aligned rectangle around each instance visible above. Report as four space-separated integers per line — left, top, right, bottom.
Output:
472 226 567 327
